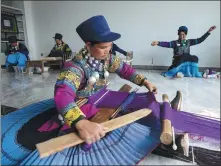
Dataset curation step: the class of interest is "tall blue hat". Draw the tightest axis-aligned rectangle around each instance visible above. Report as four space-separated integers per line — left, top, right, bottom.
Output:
76 15 121 42
178 26 188 34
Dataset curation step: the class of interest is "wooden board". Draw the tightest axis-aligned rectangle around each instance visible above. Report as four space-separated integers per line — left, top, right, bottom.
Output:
90 84 132 123
36 108 152 158
40 57 62 61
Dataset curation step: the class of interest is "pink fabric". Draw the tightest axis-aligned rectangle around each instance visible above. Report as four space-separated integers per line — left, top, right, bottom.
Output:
54 84 76 112
63 61 73 68
37 119 60 132
118 62 136 80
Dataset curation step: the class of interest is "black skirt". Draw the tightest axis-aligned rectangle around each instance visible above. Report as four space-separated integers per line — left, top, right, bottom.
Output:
169 55 199 71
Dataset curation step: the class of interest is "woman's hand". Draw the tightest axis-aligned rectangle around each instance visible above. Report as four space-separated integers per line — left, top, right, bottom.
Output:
143 80 158 94
208 26 216 33
126 52 132 57
151 41 159 46
75 119 108 144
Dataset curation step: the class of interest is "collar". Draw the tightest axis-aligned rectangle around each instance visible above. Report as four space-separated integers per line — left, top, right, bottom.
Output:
55 41 64 47
75 47 110 72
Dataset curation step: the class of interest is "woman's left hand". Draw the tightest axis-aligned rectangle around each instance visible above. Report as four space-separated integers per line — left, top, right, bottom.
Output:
208 26 216 33
143 80 158 94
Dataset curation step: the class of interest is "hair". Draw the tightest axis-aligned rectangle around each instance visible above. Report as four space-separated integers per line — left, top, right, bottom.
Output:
178 30 187 35
85 41 102 46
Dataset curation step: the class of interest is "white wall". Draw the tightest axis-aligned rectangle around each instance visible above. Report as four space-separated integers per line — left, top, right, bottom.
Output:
27 1 220 67
23 1 37 59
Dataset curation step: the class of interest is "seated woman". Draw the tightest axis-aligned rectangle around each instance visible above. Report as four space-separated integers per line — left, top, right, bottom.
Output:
151 25 216 78
47 33 72 69
54 15 157 144
48 33 72 59
4 36 30 72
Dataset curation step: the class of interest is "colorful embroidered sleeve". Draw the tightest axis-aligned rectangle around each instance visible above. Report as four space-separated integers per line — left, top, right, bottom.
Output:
157 41 176 48
108 55 147 86
54 64 86 127
188 32 210 46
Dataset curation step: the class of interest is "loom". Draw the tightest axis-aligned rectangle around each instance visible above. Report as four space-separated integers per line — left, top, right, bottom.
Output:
36 87 220 158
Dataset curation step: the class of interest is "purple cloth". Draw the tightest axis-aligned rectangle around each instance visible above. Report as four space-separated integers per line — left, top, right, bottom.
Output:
95 89 220 140
160 102 173 123
81 143 92 151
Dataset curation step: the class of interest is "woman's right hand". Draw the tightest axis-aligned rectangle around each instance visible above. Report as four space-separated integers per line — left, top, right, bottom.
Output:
151 41 159 46
75 119 108 144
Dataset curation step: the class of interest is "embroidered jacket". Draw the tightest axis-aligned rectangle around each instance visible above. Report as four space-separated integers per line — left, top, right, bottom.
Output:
157 32 210 56
54 47 147 128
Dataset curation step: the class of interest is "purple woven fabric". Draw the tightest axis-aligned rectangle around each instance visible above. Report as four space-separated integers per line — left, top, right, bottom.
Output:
160 102 174 123
92 88 220 140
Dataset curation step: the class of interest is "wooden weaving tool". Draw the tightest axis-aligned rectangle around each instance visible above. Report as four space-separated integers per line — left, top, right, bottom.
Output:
36 108 152 158
90 84 132 123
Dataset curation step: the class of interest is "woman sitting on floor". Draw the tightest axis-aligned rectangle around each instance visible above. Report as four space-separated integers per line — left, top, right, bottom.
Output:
4 36 30 72
151 25 216 78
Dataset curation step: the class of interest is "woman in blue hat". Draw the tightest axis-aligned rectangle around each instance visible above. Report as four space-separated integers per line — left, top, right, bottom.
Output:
2 15 158 165
53 15 157 144
151 25 216 78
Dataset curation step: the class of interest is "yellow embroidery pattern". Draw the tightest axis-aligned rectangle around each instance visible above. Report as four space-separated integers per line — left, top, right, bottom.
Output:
73 47 88 61
74 54 83 60
64 107 85 126
134 74 145 85
57 70 81 88
109 56 122 72
55 43 65 51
